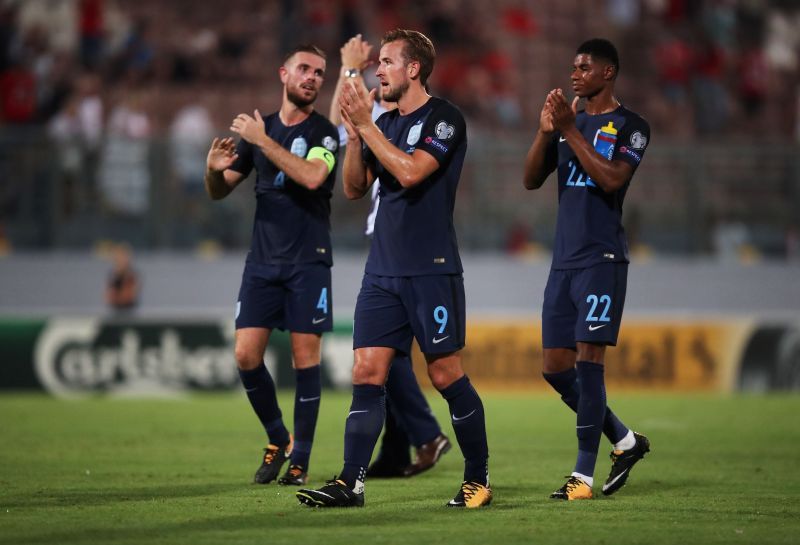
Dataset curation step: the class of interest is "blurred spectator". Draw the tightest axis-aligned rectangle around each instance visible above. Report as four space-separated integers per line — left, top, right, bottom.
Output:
0 58 36 123
105 243 140 312
737 45 769 117
654 30 693 105
691 35 729 134
169 101 213 194
0 3 18 72
169 100 214 239
99 92 151 215
701 0 736 50
712 213 752 263
112 16 154 83
48 95 87 217
79 0 105 70
607 0 640 28
765 7 800 72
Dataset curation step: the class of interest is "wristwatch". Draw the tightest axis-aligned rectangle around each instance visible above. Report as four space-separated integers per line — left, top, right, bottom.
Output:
344 68 361 78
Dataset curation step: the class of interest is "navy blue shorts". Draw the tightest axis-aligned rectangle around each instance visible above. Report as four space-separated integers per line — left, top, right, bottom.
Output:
353 273 466 356
235 261 332 333
542 262 627 349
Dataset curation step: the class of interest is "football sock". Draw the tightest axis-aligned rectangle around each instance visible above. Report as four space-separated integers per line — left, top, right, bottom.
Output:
385 354 441 446
341 384 386 489
439 375 489 485
614 429 636 451
543 367 629 444
291 365 321 470
238 362 290 447
574 361 606 478
571 472 594 487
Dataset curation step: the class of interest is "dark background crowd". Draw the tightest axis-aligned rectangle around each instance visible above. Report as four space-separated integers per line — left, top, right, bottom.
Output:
1 0 799 260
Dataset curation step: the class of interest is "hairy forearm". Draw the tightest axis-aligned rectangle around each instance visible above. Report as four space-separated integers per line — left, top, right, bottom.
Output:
205 168 233 200
254 134 327 189
523 130 554 190
342 139 371 199
329 75 350 126
561 126 629 193
359 124 424 188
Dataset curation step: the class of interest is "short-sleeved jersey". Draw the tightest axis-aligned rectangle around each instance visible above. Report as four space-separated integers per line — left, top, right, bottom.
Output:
542 105 650 270
363 97 466 276
230 110 339 266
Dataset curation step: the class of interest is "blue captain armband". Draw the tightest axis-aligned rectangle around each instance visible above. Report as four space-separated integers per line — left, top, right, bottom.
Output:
307 146 336 174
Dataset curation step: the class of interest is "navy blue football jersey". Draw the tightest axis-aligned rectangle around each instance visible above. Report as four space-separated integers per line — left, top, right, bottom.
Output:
230 110 339 266
363 97 466 276
542 105 650 269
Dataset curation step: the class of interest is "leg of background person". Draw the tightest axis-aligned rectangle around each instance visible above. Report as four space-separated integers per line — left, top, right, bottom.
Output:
385 353 451 476
367 395 412 477
385 354 441 446
235 327 290 448
289 332 323 472
542 348 629 444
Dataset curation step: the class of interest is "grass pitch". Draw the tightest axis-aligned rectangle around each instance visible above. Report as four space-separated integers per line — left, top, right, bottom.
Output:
1 391 798 545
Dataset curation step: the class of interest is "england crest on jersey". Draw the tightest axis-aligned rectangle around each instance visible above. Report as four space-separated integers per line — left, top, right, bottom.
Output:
290 137 308 157
407 120 423 146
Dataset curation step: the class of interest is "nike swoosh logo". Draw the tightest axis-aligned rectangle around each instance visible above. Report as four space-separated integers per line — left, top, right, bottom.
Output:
244 387 259 393
452 409 476 422
312 317 327 324
432 335 450 344
299 396 320 403
559 136 566 142
588 324 607 331
602 468 629 491
576 424 595 429
348 410 368 417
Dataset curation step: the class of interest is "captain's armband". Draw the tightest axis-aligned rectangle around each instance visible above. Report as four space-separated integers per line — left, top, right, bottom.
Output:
307 146 336 174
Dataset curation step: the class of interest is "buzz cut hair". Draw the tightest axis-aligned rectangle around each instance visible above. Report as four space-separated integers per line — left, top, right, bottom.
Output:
382 29 436 86
283 44 326 64
577 38 620 77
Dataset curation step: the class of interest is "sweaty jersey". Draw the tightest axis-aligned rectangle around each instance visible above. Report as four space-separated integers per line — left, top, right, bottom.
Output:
542 105 650 269
363 97 466 276
230 110 339 266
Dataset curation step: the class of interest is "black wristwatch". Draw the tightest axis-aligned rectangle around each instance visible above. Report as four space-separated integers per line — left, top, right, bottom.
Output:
344 68 361 78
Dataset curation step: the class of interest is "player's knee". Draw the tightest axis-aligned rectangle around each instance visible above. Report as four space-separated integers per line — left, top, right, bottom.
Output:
427 365 462 390
234 346 262 370
352 360 384 385
576 342 606 364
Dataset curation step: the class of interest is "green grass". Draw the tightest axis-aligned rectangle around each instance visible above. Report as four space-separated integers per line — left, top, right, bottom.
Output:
1 391 798 545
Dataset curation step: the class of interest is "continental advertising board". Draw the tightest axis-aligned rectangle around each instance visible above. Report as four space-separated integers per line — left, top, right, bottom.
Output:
1 316 798 396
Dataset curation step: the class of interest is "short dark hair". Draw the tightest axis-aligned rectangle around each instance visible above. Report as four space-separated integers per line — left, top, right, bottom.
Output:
576 38 619 76
382 29 436 86
283 44 326 65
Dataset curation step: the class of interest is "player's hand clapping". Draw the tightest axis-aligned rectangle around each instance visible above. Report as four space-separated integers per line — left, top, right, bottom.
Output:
231 110 266 146
341 34 373 72
206 137 238 172
546 89 579 133
339 81 377 134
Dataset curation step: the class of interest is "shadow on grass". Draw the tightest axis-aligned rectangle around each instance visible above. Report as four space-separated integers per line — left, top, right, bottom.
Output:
3 482 242 509
6 506 482 545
